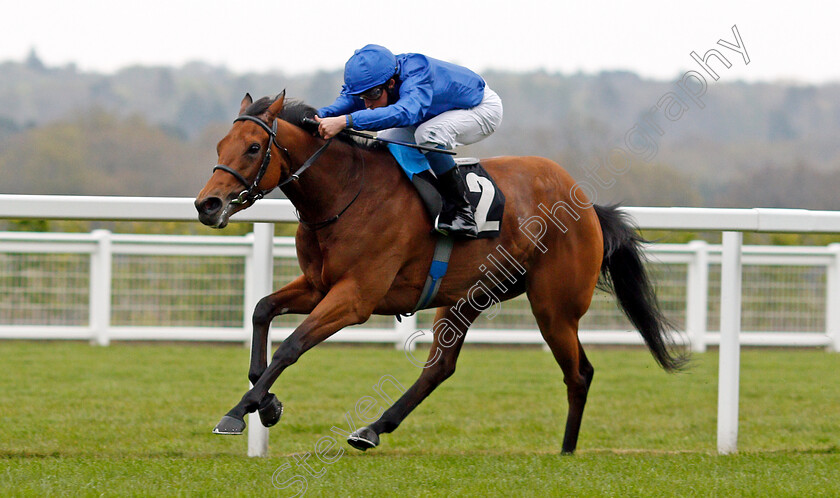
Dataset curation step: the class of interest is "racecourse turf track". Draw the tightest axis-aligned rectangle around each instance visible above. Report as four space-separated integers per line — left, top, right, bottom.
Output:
1 341 838 496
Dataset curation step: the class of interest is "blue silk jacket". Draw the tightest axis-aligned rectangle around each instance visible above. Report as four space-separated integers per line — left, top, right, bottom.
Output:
317 53 486 131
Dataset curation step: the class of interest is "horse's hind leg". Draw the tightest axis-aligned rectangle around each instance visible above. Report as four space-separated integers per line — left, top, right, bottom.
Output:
527 280 595 455
348 305 480 451
540 315 593 454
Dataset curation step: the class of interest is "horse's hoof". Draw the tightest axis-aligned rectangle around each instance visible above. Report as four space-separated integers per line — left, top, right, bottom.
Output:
258 393 284 427
212 415 246 435
347 426 380 451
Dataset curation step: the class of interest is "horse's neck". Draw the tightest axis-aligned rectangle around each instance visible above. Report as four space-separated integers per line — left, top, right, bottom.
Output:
282 134 391 224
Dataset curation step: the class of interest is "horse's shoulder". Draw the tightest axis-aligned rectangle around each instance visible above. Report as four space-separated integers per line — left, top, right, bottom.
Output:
294 228 323 261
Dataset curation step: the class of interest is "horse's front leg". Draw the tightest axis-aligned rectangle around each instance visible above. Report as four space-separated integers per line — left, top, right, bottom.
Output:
245 275 324 428
248 275 324 386
214 278 376 435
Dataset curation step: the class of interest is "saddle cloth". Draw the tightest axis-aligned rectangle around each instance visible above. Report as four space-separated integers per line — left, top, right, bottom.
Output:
387 144 505 239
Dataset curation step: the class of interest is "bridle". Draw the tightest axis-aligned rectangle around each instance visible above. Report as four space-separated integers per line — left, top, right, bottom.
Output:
213 116 283 206
213 115 333 206
211 114 363 230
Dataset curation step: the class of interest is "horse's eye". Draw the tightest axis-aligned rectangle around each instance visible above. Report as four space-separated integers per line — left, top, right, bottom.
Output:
247 144 261 154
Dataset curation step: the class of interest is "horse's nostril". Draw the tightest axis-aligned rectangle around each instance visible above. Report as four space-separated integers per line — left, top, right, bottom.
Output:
198 197 223 216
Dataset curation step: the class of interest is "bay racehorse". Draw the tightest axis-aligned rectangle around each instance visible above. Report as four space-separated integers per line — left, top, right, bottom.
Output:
194 92 685 454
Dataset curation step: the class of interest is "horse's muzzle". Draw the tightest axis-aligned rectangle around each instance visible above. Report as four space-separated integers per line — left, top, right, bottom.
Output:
195 196 230 228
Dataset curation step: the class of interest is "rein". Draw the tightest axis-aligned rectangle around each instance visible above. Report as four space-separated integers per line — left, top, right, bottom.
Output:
296 146 365 231
212 114 363 231
299 117 456 155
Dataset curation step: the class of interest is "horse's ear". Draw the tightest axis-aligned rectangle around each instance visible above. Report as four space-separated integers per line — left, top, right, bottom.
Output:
267 90 286 119
239 93 253 115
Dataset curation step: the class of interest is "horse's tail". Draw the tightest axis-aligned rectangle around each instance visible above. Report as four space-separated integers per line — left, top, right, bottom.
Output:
594 204 687 372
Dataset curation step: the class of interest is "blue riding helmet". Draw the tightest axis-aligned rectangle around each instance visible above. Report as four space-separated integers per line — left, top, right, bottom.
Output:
344 44 398 95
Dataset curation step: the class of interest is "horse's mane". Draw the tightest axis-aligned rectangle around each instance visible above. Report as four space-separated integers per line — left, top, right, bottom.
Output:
244 96 384 151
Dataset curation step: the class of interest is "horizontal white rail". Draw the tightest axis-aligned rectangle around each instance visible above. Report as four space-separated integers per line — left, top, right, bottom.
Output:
4 195 840 232
628 207 840 232
0 326 831 348
0 195 296 223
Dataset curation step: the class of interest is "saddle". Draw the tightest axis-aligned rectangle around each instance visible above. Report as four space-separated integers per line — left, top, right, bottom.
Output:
387 144 505 239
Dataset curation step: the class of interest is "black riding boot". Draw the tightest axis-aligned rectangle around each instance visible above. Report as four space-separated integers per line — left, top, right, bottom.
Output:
436 165 478 238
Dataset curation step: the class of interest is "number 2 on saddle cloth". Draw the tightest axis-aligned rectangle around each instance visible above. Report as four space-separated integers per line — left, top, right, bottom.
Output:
387 144 505 238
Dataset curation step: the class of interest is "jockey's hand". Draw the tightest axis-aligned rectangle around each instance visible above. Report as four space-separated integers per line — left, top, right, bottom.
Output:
314 116 347 139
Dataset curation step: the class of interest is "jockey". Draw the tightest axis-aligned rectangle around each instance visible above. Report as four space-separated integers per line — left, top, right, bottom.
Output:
316 44 503 238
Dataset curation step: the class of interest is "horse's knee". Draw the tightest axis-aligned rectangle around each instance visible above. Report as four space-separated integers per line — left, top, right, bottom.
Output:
253 295 279 326
248 367 263 386
272 338 303 367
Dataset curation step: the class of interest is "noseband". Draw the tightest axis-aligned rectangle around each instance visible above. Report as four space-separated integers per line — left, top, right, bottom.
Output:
212 115 332 205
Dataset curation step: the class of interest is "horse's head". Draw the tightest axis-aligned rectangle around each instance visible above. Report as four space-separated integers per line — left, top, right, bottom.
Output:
195 92 292 228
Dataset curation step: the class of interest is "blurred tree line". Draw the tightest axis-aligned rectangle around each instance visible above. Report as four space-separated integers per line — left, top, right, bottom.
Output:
1 52 839 241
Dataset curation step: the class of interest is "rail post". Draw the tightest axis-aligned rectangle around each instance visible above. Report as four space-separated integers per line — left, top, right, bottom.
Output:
717 231 743 454
247 223 275 457
827 243 840 353
89 229 112 347
395 314 418 351
686 240 709 352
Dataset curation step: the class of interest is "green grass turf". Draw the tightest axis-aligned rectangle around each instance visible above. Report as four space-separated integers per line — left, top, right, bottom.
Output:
1 341 838 496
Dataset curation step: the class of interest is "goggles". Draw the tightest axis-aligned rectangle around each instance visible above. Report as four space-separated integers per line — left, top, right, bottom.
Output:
356 85 385 101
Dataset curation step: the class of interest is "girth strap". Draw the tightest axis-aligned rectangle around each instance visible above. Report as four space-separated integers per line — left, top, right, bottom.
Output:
399 234 454 320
